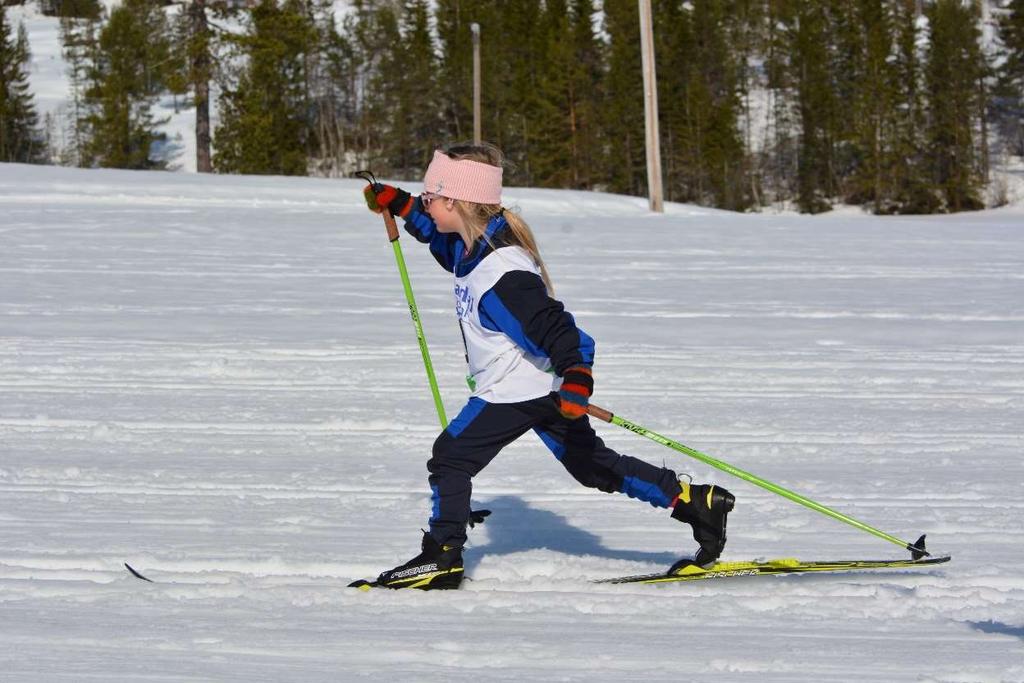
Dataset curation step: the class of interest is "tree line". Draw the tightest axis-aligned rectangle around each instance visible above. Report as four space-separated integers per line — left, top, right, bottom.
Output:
2 0 1024 214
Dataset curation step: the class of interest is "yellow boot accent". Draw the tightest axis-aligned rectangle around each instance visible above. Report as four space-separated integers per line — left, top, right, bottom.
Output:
679 482 692 504
706 485 715 509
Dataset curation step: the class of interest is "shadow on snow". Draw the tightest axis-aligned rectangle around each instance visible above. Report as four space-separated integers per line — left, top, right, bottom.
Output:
464 494 681 573
969 620 1024 641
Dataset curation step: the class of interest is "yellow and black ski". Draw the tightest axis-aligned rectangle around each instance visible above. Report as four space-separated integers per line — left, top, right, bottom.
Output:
595 554 951 585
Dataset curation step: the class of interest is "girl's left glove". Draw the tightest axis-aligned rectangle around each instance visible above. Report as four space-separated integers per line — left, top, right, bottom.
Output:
363 183 414 218
557 365 593 420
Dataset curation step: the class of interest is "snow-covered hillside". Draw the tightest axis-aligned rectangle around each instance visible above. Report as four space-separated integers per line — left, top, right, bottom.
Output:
1 163 1022 681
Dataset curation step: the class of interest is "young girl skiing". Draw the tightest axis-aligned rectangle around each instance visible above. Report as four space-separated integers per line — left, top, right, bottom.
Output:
362 143 734 590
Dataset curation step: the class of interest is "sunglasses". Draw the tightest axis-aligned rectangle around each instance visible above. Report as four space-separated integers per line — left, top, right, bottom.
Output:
421 192 454 209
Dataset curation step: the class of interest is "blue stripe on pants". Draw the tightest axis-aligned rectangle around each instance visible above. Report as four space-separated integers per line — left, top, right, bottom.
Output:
534 427 566 461
446 397 487 438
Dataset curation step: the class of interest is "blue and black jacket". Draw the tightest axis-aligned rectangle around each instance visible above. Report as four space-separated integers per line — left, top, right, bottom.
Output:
402 202 594 377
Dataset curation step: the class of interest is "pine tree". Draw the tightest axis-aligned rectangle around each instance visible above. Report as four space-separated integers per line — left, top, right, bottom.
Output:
41 0 102 19
214 0 316 175
494 0 546 185
0 6 46 163
529 0 578 187
314 8 360 175
995 0 1024 156
788 1 839 213
433 0 552 186
168 0 230 173
387 0 443 177
81 0 173 169
762 0 800 205
434 0 481 142
837 0 895 210
347 0 404 174
566 0 604 189
924 0 986 212
722 0 765 207
601 0 646 196
672 0 750 210
59 12 101 166
885 0 937 213
653 0 692 202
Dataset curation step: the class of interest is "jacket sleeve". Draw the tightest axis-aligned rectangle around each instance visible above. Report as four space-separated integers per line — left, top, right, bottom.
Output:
401 199 459 273
477 270 595 374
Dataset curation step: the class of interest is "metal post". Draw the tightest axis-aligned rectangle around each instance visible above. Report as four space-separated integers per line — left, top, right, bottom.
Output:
471 23 482 145
638 0 663 213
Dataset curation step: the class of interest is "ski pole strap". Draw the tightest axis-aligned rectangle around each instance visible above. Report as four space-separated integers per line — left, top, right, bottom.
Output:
586 404 929 557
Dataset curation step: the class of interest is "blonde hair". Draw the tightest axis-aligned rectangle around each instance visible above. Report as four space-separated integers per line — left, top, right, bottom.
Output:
444 143 555 294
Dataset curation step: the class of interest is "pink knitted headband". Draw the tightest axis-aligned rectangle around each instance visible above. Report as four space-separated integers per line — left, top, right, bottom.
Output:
422 150 503 204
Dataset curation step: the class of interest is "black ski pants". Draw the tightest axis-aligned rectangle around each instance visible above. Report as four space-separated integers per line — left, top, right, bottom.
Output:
427 393 681 546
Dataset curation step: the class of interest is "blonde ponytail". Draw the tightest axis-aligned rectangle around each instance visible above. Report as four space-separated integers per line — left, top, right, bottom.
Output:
444 142 555 294
499 208 554 295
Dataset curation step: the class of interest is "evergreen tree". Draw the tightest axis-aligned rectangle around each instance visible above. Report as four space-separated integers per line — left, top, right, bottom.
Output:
0 10 43 164
81 0 173 169
839 0 895 210
493 0 546 185
59 12 102 167
657 0 749 210
0 6 45 163
341 0 441 180
528 0 598 188
386 0 443 177
214 0 316 175
995 0 1024 156
885 0 937 213
40 0 102 19
653 0 691 202
762 0 800 205
787 1 839 213
168 0 232 173
924 0 986 211
348 0 404 175
566 0 604 189
601 0 645 196
434 0 481 142
314 8 360 175
433 0 552 186
722 0 766 206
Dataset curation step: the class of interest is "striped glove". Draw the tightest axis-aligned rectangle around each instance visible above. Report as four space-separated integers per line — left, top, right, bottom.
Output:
363 183 414 218
556 365 593 420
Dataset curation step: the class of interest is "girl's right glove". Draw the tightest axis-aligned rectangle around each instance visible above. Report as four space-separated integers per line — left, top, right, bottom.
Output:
556 365 593 420
363 183 414 218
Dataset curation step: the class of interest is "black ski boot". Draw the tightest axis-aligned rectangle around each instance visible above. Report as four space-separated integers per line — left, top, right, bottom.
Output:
375 532 464 590
669 481 735 571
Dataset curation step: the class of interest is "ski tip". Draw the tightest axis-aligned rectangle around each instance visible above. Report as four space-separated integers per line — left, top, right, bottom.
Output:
124 563 154 582
347 579 375 591
909 534 929 560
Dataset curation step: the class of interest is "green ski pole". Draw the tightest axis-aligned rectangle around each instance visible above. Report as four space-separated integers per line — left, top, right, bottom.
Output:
358 172 447 430
587 404 930 558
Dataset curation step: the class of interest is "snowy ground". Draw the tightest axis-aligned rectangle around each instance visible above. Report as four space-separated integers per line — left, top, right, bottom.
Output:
2 163 1023 681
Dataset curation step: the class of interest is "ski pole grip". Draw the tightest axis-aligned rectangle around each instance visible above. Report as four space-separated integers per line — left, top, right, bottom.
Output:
587 404 614 423
382 209 400 242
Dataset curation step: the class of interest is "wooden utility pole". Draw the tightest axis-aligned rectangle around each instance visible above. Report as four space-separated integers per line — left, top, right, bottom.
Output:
471 23 481 145
638 0 663 212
